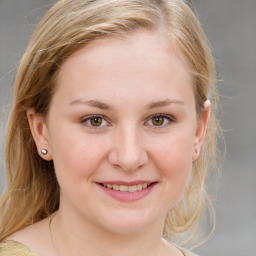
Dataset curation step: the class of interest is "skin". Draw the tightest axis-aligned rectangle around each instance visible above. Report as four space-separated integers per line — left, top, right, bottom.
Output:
9 30 209 256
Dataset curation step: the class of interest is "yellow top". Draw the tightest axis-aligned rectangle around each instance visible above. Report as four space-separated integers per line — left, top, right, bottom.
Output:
0 240 198 256
0 241 36 256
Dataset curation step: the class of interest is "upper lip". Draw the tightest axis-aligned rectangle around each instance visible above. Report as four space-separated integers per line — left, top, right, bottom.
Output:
97 180 156 186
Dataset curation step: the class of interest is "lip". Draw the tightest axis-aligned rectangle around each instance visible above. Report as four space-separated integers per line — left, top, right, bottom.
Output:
96 181 157 202
97 180 153 186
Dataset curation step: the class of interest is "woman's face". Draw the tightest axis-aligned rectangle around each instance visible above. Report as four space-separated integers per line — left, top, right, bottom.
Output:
33 31 206 234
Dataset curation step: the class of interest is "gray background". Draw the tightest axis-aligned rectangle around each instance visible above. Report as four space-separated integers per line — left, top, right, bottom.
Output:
0 1 255 255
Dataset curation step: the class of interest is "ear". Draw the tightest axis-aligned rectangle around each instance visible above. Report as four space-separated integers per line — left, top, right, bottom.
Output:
27 108 53 161
192 100 211 161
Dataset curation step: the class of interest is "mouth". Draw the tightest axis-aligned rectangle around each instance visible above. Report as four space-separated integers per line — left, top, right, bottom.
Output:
98 182 157 193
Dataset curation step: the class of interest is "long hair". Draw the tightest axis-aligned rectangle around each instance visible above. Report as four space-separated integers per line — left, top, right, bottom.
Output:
0 0 220 244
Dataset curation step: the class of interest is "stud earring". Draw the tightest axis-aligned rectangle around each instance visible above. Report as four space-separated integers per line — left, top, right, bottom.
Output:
41 149 48 155
195 148 200 155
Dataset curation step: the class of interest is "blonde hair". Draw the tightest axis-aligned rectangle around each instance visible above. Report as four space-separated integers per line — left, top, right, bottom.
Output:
0 0 220 244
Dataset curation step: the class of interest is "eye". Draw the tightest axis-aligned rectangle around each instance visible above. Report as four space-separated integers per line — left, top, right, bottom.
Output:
81 115 109 128
146 114 174 127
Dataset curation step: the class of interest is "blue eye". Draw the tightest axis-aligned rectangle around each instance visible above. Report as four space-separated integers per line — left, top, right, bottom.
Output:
146 114 174 127
81 115 109 128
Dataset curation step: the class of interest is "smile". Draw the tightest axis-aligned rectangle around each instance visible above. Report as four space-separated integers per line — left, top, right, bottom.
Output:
97 181 157 201
102 183 151 192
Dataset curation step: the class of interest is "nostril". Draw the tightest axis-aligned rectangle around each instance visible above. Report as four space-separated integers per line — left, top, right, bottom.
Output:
107 134 149 172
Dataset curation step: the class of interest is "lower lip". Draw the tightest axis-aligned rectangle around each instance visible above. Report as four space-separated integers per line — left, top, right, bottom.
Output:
97 183 157 202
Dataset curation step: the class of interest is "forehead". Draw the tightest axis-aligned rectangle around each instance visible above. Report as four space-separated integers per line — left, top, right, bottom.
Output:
54 30 194 108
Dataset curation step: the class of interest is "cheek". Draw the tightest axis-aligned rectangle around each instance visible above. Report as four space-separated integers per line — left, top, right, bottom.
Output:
150 131 194 194
153 130 194 168
48 125 108 189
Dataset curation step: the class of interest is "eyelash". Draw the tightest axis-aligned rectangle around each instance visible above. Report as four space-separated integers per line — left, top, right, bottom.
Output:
81 114 110 128
145 114 175 128
80 114 175 128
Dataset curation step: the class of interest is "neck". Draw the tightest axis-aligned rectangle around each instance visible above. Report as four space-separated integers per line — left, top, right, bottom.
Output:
50 210 170 256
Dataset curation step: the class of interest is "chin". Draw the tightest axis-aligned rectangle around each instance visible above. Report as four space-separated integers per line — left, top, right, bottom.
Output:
97 210 161 235
101 221 149 235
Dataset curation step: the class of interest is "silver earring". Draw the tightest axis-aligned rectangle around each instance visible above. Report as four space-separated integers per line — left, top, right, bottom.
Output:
41 149 48 155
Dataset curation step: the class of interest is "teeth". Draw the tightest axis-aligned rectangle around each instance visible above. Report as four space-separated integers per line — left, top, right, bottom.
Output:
102 183 151 192
128 185 137 192
120 185 128 192
137 184 143 191
113 184 119 190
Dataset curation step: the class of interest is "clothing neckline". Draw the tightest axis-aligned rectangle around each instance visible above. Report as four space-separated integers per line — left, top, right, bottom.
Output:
1 240 36 255
2 239 190 256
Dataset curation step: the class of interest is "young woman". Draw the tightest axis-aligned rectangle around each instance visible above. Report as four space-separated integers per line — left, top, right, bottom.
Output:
0 0 220 255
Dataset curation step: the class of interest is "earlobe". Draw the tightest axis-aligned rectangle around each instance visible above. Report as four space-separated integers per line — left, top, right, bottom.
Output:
27 108 53 161
192 100 211 161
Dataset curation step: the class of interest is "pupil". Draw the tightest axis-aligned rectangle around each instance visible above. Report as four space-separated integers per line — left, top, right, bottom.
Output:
91 117 102 126
153 117 164 126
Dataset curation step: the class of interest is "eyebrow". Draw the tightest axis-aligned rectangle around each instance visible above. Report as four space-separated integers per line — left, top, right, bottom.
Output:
69 99 112 110
69 98 185 110
146 99 185 109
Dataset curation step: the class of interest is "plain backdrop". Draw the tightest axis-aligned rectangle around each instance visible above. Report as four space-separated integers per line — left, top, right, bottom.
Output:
0 1 255 255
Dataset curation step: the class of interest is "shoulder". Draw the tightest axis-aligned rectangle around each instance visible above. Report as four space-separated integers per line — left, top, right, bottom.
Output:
0 241 36 256
1 216 54 256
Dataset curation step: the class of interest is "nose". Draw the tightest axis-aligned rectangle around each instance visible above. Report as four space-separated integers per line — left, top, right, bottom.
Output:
108 126 149 172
